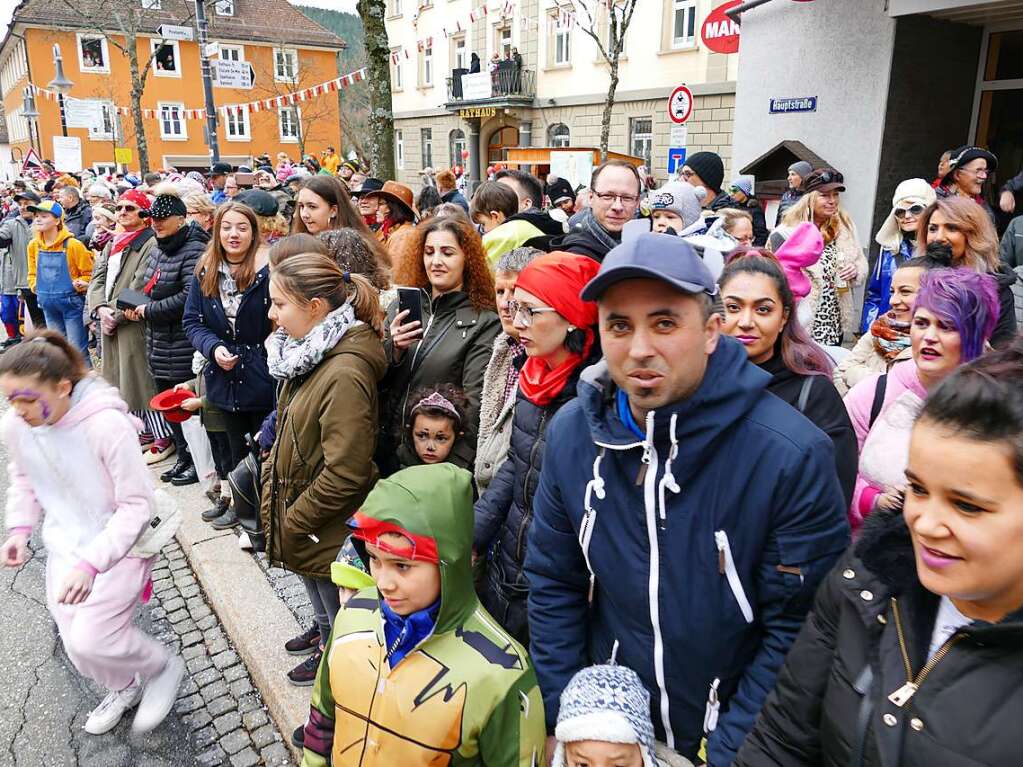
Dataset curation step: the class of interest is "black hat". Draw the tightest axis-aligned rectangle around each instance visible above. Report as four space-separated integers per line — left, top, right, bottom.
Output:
209 162 233 177
942 145 998 186
352 177 385 197
682 151 724 194
547 177 575 205
14 190 41 204
234 189 279 217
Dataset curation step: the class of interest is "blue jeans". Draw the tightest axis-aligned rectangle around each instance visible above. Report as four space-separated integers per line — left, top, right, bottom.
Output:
38 292 91 367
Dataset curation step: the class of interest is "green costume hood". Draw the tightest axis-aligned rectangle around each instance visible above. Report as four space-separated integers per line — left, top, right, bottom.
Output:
350 463 478 634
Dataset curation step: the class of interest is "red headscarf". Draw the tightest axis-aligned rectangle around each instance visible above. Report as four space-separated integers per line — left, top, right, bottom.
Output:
513 252 600 407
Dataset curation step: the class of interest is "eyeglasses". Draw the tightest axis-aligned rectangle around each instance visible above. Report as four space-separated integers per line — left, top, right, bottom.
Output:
508 300 558 327
680 169 695 180
592 191 641 206
894 204 926 219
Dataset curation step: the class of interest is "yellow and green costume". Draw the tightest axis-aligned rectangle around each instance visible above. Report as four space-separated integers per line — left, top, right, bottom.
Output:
301 464 546 767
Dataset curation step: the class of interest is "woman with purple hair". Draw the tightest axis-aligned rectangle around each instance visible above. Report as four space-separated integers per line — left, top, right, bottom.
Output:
844 268 1000 531
719 249 858 506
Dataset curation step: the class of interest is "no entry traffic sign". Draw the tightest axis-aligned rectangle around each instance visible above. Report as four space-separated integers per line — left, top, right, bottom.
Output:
668 85 694 125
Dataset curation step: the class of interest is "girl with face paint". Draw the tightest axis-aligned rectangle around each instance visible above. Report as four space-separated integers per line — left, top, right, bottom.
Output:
0 331 185 737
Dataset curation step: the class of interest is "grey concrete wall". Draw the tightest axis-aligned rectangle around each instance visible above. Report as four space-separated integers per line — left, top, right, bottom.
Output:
733 0 897 240
870 15 982 253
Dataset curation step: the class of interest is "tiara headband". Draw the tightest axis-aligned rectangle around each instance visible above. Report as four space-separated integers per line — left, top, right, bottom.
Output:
410 391 461 424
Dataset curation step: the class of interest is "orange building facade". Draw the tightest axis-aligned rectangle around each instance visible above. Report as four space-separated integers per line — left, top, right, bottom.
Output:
1 0 345 174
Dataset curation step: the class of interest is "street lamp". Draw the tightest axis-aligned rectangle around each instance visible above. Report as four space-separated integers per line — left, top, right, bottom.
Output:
21 86 40 155
48 43 74 138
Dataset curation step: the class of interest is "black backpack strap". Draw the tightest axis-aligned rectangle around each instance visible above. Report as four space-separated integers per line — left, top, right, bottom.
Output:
868 374 888 428
797 376 815 413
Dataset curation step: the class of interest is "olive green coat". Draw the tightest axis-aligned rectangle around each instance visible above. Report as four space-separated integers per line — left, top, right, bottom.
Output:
86 231 159 411
261 324 387 579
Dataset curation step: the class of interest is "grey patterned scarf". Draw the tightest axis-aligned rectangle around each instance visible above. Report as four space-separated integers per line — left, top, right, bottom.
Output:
579 207 620 253
266 302 359 380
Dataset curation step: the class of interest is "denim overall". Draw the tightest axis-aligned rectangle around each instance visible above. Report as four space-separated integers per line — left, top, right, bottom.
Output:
36 243 90 365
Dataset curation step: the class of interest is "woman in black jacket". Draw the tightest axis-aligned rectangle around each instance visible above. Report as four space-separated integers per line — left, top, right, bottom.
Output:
472 252 601 645
736 343 1023 767
182 201 273 473
133 185 211 485
719 250 857 506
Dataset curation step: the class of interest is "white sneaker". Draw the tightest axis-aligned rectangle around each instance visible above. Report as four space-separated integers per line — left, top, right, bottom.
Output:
131 655 184 734
84 680 142 735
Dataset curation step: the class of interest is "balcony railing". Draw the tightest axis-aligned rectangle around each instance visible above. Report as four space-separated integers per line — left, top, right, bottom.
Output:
446 66 536 103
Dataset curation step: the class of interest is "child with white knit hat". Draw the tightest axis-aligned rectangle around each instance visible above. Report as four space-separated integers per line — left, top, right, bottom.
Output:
553 663 693 767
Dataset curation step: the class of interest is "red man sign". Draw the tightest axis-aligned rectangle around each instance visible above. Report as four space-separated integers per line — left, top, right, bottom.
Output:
701 0 742 54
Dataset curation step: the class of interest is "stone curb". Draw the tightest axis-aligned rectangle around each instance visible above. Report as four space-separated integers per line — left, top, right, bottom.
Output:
171 480 308 764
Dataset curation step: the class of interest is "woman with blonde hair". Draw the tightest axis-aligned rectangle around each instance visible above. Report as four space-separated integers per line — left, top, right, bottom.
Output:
782 168 867 345
381 216 500 474
183 193 216 234
916 195 1018 346
182 201 273 473
261 252 386 685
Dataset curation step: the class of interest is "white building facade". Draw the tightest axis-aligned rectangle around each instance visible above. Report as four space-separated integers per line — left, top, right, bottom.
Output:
385 0 740 188
732 0 1023 246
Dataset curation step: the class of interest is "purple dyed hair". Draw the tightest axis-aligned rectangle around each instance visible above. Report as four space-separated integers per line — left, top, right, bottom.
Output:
913 268 1000 363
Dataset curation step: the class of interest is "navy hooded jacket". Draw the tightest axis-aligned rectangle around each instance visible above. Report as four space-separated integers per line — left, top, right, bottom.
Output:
524 337 849 766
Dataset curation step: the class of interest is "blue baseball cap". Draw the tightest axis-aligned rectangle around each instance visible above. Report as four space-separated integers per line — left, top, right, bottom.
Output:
580 232 718 301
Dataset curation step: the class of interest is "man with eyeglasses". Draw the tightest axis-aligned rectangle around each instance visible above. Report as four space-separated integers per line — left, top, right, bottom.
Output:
525 233 848 766
680 151 730 212
936 145 998 224
555 160 642 262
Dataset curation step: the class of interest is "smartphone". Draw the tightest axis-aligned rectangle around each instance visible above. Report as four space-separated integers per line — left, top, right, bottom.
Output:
397 286 423 328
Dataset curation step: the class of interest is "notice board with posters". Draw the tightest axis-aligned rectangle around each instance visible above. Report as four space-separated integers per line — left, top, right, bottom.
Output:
549 151 594 192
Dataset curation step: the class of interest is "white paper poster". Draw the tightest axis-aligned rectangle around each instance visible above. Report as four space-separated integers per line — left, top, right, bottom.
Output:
52 136 83 172
550 151 594 192
64 98 105 130
460 72 492 100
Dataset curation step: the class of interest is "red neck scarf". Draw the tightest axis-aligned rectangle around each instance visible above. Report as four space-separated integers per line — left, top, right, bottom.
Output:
517 332 593 407
111 227 146 255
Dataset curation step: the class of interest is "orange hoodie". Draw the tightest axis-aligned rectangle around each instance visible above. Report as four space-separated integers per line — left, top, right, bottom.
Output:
26 225 93 294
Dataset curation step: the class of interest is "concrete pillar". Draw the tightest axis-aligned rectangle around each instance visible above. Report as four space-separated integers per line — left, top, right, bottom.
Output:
467 117 482 193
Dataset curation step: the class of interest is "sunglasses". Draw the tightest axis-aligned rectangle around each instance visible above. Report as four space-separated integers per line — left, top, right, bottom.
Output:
115 205 139 212
894 204 926 219
809 170 844 186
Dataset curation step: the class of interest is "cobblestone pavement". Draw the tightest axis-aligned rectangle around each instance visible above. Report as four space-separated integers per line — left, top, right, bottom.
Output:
0 417 294 766
253 553 314 635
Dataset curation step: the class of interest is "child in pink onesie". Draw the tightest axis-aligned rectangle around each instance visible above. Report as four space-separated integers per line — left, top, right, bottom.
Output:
0 331 184 736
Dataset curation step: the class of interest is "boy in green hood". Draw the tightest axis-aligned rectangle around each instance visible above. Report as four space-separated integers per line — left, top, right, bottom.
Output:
301 463 546 767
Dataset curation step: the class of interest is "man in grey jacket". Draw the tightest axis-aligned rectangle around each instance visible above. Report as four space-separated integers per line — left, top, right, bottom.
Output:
0 190 43 343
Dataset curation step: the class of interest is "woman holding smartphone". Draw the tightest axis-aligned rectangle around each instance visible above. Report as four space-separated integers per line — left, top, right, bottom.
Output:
381 217 500 476
183 201 274 472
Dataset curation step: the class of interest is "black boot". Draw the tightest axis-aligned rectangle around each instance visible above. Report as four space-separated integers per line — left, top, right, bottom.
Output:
201 498 230 522
160 457 191 483
210 507 239 530
170 464 199 486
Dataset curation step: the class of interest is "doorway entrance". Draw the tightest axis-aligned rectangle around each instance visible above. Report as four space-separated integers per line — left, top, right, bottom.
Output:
973 28 1023 226
488 126 520 165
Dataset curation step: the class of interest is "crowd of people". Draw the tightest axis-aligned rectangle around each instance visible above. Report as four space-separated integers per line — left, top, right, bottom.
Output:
2 139 1023 766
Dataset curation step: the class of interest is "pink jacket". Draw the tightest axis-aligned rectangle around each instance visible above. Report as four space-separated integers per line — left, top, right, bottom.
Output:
3 376 155 572
844 360 927 531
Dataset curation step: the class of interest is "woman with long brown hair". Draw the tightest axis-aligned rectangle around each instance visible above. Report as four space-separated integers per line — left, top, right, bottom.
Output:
380 216 500 475
261 252 386 686
782 168 868 346
182 201 274 473
916 196 1018 346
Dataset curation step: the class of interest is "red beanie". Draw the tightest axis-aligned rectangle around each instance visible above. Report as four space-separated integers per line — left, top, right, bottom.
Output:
514 252 600 330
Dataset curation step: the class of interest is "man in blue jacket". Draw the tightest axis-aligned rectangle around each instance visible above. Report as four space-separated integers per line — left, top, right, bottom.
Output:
524 233 849 766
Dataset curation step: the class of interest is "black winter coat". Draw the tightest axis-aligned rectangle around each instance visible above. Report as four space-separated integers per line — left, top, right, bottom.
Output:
472 348 597 644
991 263 1018 348
182 264 274 414
735 509 1023 767
759 355 857 507
143 222 210 381
63 202 92 241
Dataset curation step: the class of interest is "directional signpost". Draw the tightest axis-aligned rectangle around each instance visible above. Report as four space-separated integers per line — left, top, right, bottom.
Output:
213 59 255 89
156 24 195 42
